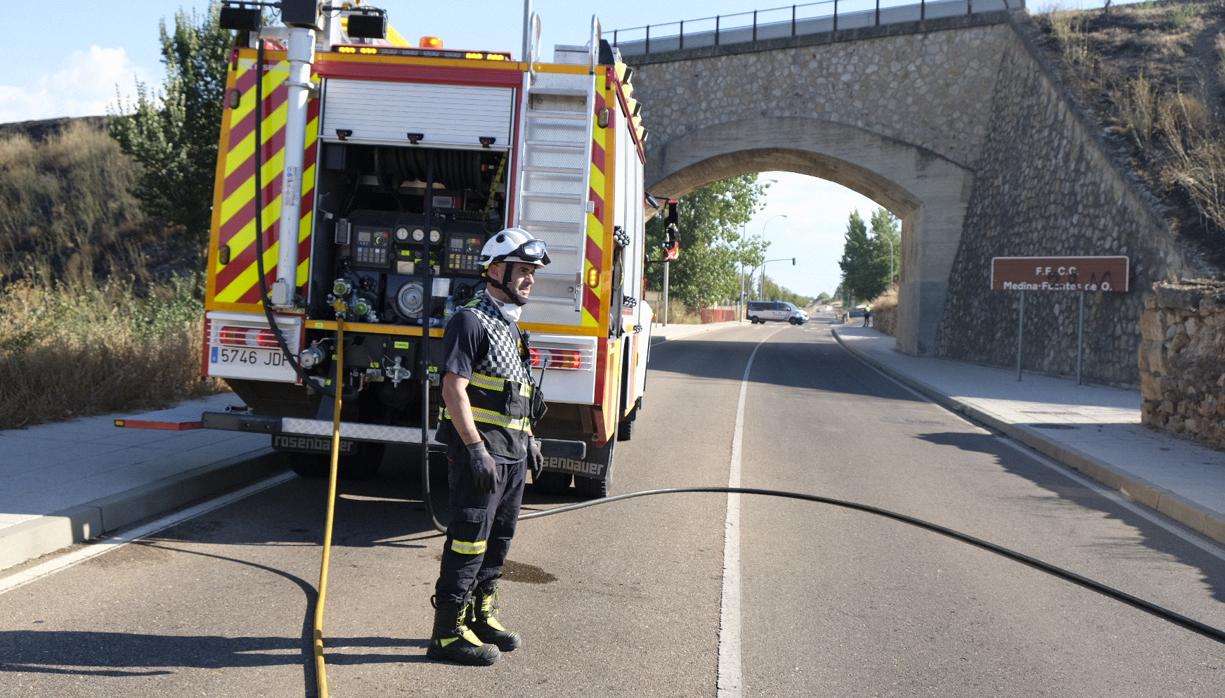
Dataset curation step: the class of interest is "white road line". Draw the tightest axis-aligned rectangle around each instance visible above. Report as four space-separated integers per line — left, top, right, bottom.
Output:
718 328 782 698
0 472 296 596
830 330 1225 561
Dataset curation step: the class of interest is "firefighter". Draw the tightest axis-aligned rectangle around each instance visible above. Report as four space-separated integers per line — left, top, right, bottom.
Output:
427 227 550 665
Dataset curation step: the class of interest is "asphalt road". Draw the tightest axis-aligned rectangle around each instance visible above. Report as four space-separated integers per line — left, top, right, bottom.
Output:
1 317 1223 696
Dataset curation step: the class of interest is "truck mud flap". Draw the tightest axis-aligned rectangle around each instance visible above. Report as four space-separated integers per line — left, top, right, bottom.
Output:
541 439 613 478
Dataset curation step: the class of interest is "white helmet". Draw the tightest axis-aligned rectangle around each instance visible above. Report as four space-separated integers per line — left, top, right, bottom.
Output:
480 227 551 268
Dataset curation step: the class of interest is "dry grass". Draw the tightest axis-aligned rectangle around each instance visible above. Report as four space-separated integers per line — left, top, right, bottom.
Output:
869 286 899 337
1038 1 1225 260
1218 32 1225 84
0 121 146 286
1156 91 1225 232
0 276 223 429
1048 9 1093 65
661 300 704 324
1117 73 1160 147
0 119 219 429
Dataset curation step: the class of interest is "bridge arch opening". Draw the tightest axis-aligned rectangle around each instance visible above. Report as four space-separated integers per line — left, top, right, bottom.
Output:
644 117 974 354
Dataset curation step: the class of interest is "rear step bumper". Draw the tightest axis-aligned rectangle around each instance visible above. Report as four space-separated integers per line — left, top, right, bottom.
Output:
200 411 586 459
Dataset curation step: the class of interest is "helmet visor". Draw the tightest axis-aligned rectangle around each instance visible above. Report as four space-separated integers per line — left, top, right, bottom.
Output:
505 238 550 266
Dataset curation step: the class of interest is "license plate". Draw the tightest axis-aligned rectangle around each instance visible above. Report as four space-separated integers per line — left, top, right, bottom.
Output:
211 346 287 368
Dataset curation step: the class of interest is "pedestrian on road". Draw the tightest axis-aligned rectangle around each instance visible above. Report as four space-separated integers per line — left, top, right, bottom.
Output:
863 306 872 328
428 227 550 666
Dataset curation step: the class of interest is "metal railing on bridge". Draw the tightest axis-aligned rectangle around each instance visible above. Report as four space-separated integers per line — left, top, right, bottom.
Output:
609 0 1022 57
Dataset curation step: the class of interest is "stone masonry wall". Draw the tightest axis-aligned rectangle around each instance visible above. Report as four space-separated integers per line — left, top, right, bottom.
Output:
633 17 1013 172
1140 281 1225 449
936 22 1188 386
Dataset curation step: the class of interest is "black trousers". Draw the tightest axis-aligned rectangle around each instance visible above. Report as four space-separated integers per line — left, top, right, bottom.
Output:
434 450 527 605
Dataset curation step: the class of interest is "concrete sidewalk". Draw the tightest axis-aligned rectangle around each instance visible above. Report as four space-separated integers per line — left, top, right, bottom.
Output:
833 325 1225 546
650 320 741 343
0 393 281 572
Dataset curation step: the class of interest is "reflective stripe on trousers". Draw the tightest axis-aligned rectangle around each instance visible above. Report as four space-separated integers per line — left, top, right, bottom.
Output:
435 451 527 605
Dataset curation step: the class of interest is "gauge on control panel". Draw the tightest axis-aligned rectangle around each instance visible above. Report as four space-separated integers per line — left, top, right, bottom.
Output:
394 226 411 243
411 228 425 242
429 229 442 244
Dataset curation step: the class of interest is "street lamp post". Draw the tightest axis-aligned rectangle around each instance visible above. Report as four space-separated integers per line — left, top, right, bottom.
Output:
756 256 796 299
753 214 788 299
878 232 894 285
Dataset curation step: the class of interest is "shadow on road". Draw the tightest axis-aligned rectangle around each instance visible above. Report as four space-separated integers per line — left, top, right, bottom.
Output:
0 629 428 677
918 431 1225 606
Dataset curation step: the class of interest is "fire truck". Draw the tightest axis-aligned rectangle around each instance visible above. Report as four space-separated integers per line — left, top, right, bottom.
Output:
197 1 667 498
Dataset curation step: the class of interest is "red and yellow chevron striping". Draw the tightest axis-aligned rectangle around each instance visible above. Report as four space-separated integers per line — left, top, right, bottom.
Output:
584 79 610 329
207 51 319 310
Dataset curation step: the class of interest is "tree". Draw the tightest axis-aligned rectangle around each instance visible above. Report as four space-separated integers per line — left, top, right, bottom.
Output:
869 207 901 286
839 207 898 303
839 210 877 302
646 175 764 308
109 3 231 239
759 275 810 308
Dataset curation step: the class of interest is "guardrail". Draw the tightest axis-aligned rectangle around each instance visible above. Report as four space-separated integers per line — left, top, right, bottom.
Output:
609 0 1022 56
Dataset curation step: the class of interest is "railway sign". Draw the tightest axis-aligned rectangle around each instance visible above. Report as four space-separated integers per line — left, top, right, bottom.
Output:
990 256 1129 293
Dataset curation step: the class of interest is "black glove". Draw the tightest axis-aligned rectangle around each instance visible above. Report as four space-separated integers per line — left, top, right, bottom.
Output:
528 436 545 480
465 441 498 493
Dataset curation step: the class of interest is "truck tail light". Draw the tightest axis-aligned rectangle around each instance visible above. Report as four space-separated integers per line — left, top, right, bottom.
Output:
530 347 588 370
218 325 280 349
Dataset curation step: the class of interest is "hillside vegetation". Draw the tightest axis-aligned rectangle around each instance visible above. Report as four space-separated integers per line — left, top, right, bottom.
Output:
0 121 217 429
1034 0 1225 268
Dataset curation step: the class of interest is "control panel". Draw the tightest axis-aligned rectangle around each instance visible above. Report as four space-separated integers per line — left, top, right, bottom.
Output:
352 225 391 267
444 229 488 276
329 209 489 326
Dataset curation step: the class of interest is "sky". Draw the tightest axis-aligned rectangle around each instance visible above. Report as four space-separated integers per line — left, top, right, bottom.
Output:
4 0 1129 297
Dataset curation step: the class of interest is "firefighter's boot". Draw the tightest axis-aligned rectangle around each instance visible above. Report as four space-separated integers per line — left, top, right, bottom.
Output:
468 581 522 652
426 596 500 665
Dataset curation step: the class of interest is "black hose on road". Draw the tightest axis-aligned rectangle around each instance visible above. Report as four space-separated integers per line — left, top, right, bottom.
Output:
508 485 1225 646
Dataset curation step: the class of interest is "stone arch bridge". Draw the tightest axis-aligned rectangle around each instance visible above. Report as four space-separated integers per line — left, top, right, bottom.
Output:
615 2 1191 383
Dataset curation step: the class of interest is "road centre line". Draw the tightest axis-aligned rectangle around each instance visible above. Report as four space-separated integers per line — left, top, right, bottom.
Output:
718 327 784 698
0 472 296 596
830 329 1225 562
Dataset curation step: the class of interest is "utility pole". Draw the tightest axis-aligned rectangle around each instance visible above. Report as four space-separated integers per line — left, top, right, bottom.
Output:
738 265 746 321
662 260 670 326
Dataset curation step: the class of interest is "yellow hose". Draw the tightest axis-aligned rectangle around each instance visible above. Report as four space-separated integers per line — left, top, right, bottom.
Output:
313 320 345 698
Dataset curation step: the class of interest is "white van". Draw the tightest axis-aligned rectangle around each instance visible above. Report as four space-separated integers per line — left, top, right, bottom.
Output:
747 300 807 325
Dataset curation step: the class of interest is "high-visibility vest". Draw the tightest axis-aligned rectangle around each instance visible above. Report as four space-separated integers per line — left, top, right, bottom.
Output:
437 293 535 460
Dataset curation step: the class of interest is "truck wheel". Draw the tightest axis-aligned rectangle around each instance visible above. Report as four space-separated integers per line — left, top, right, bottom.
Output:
286 443 385 480
533 471 572 494
574 470 611 498
574 438 615 499
617 416 634 441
